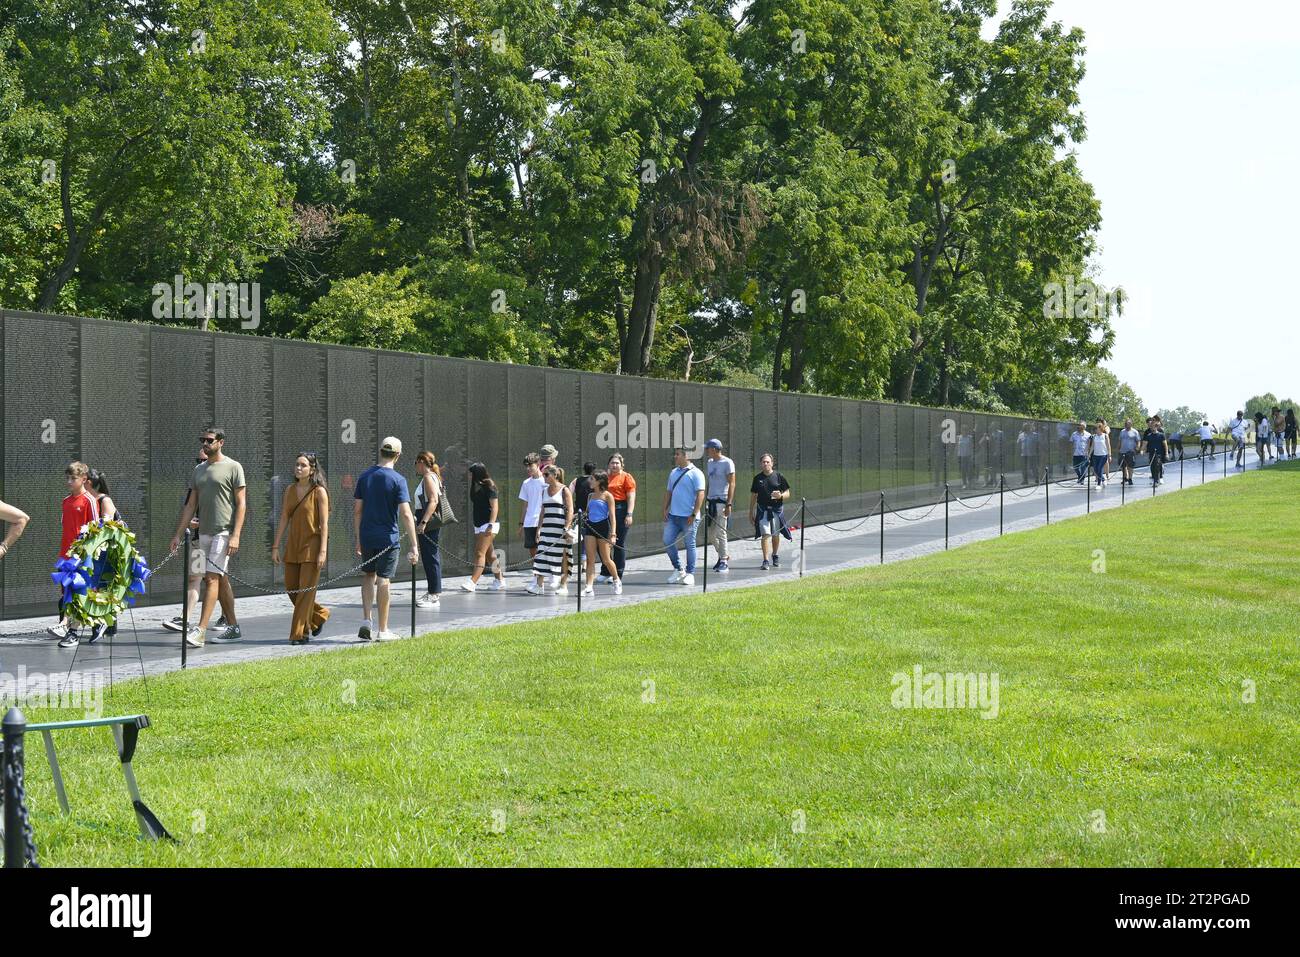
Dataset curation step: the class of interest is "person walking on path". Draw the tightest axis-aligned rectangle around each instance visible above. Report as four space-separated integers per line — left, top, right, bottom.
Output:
1117 419 1141 486
0 498 28 563
1141 418 1168 486
663 448 705 586
603 453 637 581
704 438 735 572
1228 411 1248 469
1271 406 1286 461
1254 412 1271 465
272 452 330 645
353 437 418 641
162 445 230 635
169 428 245 648
1088 419 1111 488
580 470 622 596
526 465 572 595
1286 408 1297 459
462 462 506 592
1069 421 1090 484
518 452 545 560
749 453 791 570
413 451 444 607
50 461 100 647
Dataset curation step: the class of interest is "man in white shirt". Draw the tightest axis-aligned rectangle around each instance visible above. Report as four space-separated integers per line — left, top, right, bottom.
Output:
1228 412 1247 469
704 438 736 572
1197 421 1215 457
518 452 546 559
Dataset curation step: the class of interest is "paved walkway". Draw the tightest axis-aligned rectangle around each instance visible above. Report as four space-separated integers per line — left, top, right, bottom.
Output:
0 449 1263 689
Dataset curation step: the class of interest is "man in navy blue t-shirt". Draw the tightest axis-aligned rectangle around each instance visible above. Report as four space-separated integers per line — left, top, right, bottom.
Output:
353 436 418 642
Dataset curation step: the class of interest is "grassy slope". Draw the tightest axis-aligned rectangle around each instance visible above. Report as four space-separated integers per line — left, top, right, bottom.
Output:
24 463 1300 866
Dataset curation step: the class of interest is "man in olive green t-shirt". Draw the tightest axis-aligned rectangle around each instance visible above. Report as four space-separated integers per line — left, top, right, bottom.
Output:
171 427 246 646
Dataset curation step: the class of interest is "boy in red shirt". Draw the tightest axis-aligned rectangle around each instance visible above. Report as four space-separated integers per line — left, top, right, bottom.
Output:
48 461 100 642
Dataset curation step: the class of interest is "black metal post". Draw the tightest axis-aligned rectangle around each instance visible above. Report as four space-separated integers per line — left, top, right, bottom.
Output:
3 707 31 868
879 492 885 564
1121 471 1126 505
1201 451 1206 485
702 510 709 594
410 544 417 638
181 529 191 670
799 498 806 578
944 483 949 550
1044 466 1050 525
999 475 1004 535
1180 454 1184 488
576 510 584 612
1086 471 1091 514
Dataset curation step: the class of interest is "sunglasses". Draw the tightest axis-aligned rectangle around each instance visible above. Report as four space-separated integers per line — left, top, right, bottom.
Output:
200 436 219 445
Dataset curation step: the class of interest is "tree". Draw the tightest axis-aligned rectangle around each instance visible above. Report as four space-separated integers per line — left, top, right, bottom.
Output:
1065 363 1145 424
1153 406 1207 436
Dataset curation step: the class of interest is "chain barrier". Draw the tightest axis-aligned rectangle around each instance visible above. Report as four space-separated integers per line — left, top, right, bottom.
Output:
885 499 945 522
800 503 878 532
950 490 997 510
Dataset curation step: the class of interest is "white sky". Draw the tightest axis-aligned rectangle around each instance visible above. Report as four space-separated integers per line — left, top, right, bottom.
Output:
997 0 1300 414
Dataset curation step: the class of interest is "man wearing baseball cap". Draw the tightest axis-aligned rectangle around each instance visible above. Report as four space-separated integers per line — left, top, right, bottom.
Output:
353 436 419 642
704 438 735 572
539 444 559 470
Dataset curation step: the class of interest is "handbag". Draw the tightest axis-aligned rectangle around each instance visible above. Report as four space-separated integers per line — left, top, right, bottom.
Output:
427 474 458 528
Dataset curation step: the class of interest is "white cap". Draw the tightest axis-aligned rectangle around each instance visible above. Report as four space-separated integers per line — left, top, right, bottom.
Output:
380 436 402 456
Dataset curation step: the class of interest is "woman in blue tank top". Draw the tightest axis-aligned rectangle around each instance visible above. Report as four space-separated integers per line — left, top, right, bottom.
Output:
580 471 620 597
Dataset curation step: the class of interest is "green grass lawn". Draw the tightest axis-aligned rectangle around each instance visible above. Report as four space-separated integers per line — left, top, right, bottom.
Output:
21 462 1300 866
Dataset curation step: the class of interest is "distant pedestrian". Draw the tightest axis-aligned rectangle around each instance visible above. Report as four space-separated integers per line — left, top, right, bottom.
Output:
663 448 705 586
1228 411 1248 469
169 428 246 648
1017 423 1036 484
413 451 444 607
604 453 637 581
1286 408 1297 459
1167 430 1184 460
1117 419 1141 486
539 444 559 473
526 465 572 595
1088 418 1111 488
1197 420 1215 457
1270 406 1286 460
50 461 100 647
462 462 506 591
1254 412 1271 465
957 430 975 488
580 470 621 596
1141 418 1168 486
704 438 735 573
272 452 330 645
749 453 791 570
353 437 419 641
1069 421 1089 484
518 452 545 559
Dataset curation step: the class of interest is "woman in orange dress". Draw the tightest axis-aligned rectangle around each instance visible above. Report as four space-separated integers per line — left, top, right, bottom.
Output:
272 452 330 645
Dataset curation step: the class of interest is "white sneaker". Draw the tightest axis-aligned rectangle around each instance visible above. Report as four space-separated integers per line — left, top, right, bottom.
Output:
581 585 594 596
487 578 506 591
666 570 685 584
459 580 478 592
45 621 70 640
681 573 695 587
612 580 623 595
375 630 402 641
525 582 543 596
596 575 612 584
416 593 439 608
184 627 205 648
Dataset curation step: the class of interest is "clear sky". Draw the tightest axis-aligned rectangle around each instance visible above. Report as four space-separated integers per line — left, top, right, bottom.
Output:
997 0 1300 417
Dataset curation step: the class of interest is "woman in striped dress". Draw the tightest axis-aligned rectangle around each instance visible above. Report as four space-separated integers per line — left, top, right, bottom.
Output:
527 465 572 595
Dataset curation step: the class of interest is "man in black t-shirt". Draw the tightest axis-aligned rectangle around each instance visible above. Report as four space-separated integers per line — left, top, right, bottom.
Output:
749 453 792 569
1140 418 1168 486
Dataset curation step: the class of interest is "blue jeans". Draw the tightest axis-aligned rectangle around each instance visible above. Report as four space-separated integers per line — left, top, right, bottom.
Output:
1091 454 1108 484
663 514 700 573
1072 454 1087 481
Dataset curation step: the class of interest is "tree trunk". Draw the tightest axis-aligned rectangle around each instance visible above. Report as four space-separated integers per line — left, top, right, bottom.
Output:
621 217 662 375
784 308 808 392
771 291 793 391
938 324 953 406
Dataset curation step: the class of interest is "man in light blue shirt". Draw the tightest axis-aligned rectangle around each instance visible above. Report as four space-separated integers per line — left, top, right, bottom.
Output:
1069 421 1090 484
662 447 706 586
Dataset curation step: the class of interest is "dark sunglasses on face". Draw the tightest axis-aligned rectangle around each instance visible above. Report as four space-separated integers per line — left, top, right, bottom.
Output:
200 436 218 445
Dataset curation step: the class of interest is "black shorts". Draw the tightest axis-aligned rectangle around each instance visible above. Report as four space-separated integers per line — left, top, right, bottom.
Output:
583 517 612 540
1120 451 1135 468
523 526 538 550
360 545 399 580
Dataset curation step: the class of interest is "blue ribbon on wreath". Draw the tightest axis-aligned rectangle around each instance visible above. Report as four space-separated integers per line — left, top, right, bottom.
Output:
127 557 152 603
51 557 93 605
